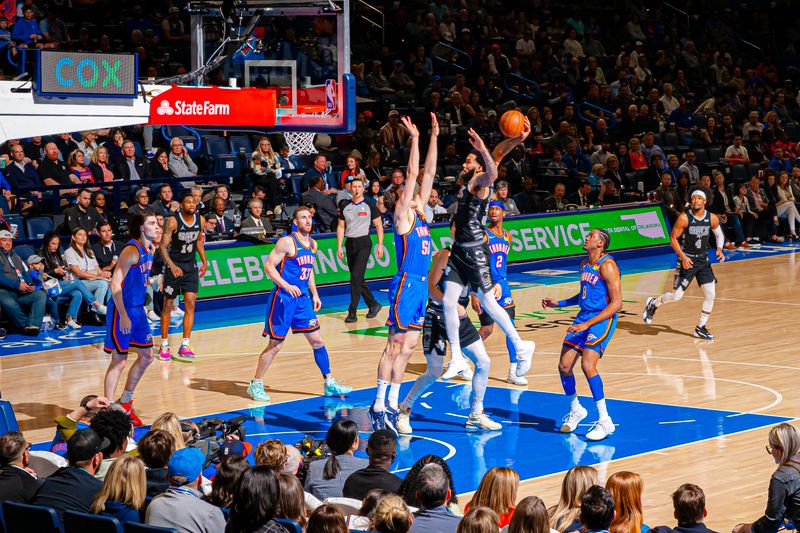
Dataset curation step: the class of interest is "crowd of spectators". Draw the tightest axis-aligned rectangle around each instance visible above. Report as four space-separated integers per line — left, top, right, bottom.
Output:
1 398 798 533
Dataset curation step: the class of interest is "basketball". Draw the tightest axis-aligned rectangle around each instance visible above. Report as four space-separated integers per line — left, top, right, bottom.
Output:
499 109 526 137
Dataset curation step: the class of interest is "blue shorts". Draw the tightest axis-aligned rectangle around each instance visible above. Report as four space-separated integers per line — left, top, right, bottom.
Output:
563 312 618 355
263 289 320 340
386 272 428 331
103 302 153 355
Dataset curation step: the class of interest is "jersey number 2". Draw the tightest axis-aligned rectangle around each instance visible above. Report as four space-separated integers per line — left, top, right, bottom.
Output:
495 255 503 269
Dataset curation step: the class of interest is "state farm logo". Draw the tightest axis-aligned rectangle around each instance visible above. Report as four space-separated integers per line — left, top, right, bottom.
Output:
155 100 231 116
156 101 174 116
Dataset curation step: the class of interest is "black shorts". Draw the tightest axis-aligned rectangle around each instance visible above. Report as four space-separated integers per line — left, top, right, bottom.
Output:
478 305 516 327
163 261 199 298
422 308 481 356
446 243 495 294
673 259 715 290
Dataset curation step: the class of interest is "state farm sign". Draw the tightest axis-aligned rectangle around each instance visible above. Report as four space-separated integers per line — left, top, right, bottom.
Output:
148 85 276 126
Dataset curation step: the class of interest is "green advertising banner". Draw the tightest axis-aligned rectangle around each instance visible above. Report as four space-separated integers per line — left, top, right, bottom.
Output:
198 204 670 299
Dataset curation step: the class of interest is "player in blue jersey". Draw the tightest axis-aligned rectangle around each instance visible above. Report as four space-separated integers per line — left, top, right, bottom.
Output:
369 114 439 434
542 229 622 441
471 200 526 385
103 210 162 427
248 206 352 402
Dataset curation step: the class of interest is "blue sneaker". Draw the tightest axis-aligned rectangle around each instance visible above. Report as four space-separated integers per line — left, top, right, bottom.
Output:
384 406 399 437
323 378 353 397
368 406 386 431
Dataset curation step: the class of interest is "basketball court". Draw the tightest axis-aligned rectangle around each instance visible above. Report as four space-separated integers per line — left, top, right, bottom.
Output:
3 243 797 530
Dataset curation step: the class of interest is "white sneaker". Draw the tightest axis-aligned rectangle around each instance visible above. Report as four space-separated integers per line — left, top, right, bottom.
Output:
147 310 160 322
396 408 412 435
458 365 474 381
465 412 502 431
514 340 535 377
94 304 107 316
441 357 470 380
172 306 185 319
506 372 528 386
585 417 615 441
560 405 588 433
65 318 82 329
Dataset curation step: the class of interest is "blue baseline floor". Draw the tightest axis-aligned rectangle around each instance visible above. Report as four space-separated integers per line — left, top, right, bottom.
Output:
32 382 785 493
3 242 798 357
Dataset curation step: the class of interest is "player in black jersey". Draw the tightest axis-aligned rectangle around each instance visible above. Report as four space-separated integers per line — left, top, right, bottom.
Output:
396 224 501 434
643 187 726 340
441 126 536 380
159 193 208 361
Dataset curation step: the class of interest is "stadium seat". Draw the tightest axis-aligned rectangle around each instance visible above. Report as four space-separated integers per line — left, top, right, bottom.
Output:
706 146 721 162
228 135 253 155
0 196 9 214
178 136 199 153
132 141 144 158
213 154 241 178
2 501 62 533
663 132 679 147
63 511 121 533
25 216 55 240
731 164 749 183
124 524 178 533
203 136 229 158
274 518 302 533
693 148 708 164
288 174 304 204
748 163 763 178
12 244 34 261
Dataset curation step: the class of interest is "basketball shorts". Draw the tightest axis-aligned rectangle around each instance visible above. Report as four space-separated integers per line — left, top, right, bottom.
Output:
423 307 481 356
103 302 153 355
477 278 515 327
386 272 428 331
263 289 319 341
674 258 716 290
163 261 199 297
563 312 618 356
446 243 495 294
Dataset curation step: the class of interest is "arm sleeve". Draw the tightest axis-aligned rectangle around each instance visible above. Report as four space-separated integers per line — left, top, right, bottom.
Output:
54 415 79 443
557 294 581 308
369 202 380 219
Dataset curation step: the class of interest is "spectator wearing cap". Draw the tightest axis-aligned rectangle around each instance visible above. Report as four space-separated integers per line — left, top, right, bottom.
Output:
342 429 402 500
494 181 521 216
115 140 151 181
26 253 79 329
0 431 40 503
128 188 151 216
33 428 107 519
0 229 45 335
487 43 510 78
366 60 395 97
380 110 409 150
145 447 226 533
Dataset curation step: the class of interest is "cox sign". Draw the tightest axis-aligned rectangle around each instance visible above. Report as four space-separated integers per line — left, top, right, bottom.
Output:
38 51 137 98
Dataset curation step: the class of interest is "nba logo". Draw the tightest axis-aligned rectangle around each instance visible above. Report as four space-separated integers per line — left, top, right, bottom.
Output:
325 79 337 110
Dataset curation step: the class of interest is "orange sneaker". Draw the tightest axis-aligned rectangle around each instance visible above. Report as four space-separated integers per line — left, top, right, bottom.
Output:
119 401 143 427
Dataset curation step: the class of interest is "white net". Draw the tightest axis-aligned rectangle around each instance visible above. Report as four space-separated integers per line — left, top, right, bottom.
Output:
284 131 318 156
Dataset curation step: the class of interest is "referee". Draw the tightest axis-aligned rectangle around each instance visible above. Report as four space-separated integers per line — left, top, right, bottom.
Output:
336 177 384 323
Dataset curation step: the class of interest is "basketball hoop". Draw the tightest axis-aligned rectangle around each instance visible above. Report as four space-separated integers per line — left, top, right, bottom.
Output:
284 131 318 156
282 109 333 156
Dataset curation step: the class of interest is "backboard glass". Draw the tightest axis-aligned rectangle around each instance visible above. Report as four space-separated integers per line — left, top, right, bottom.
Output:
185 0 355 134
